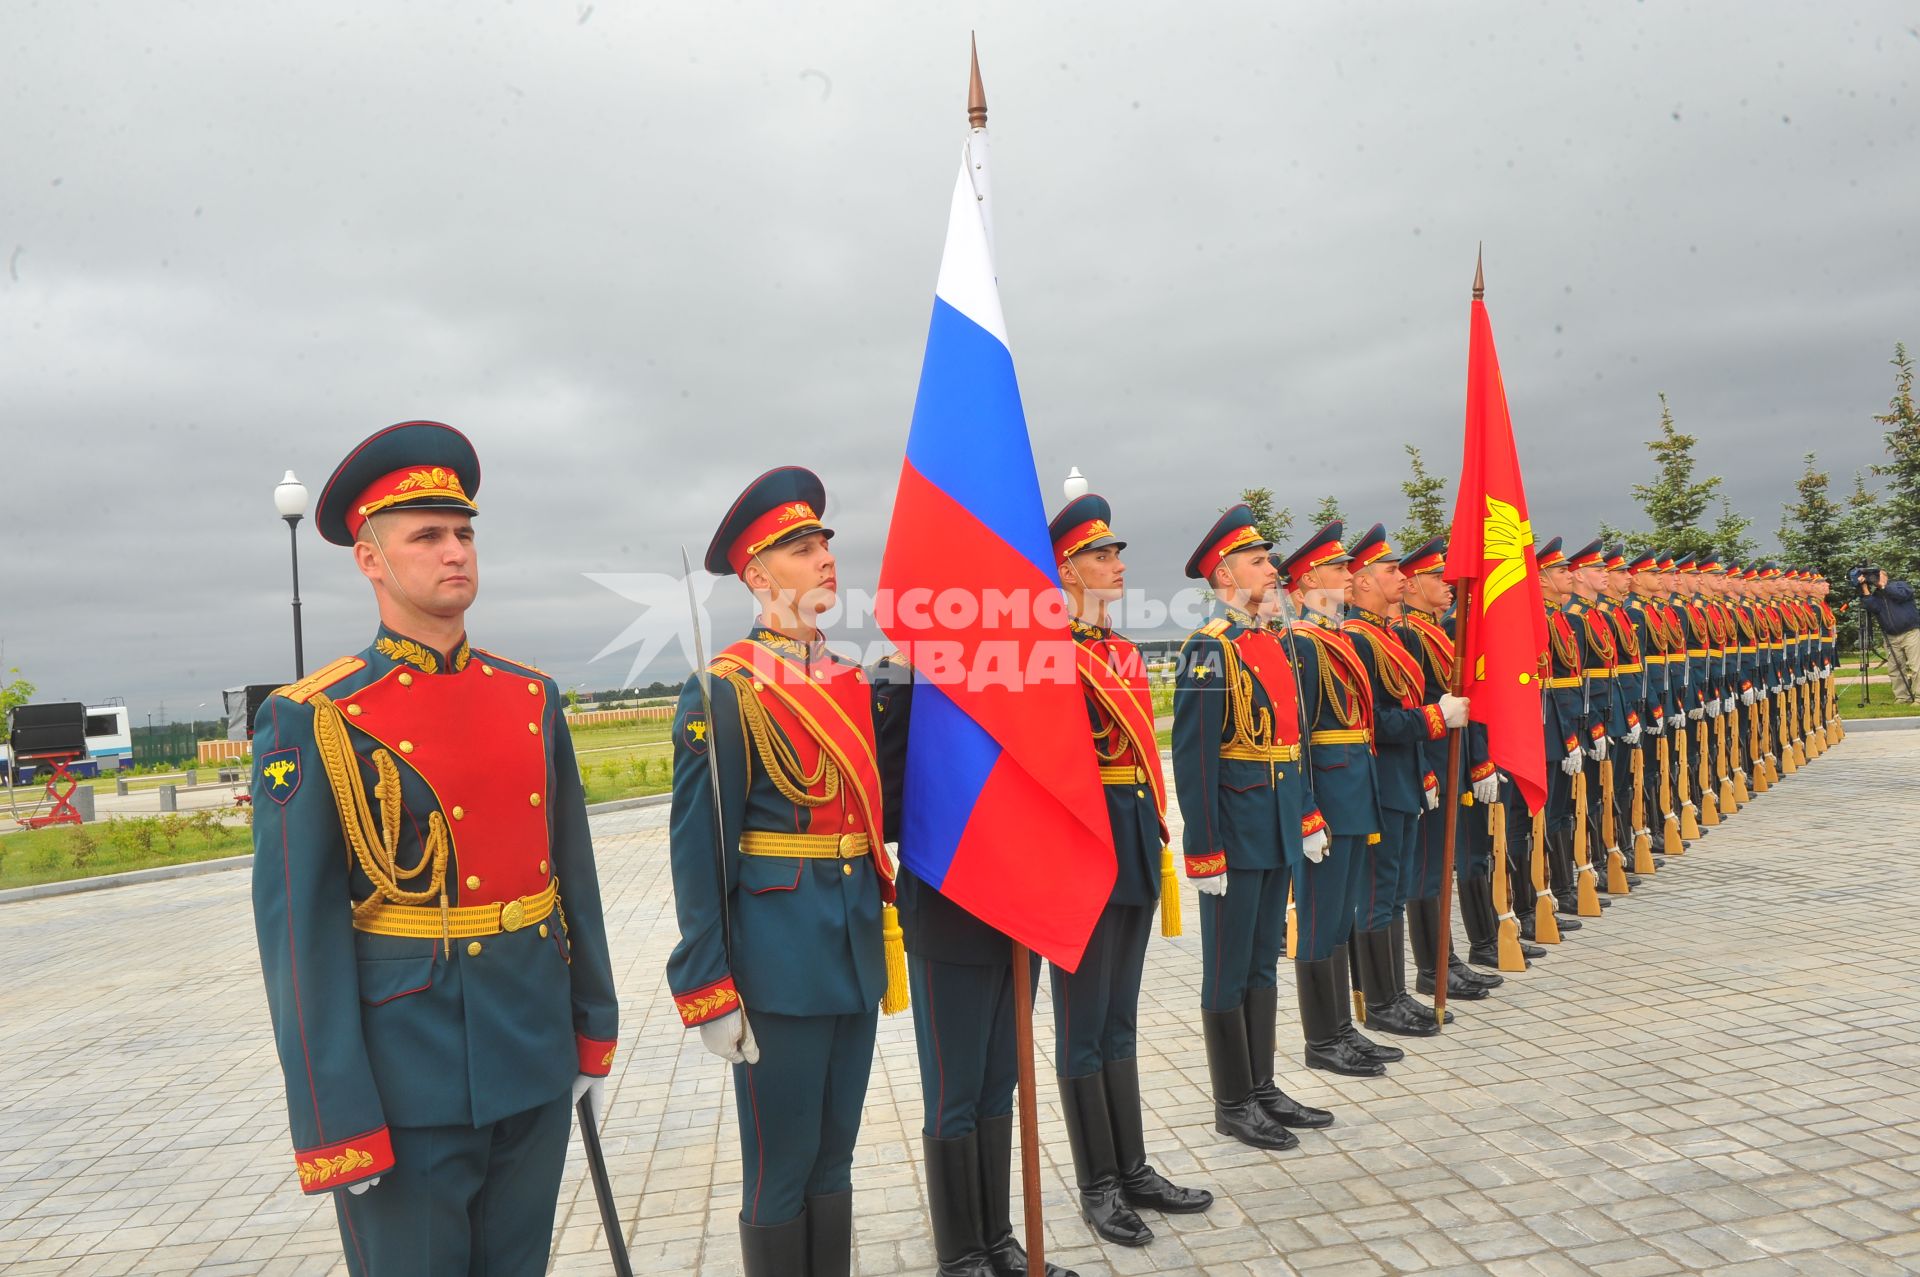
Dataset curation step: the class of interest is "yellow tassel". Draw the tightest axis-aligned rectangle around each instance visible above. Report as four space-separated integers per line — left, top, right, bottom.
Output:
1158 846 1182 938
1286 889 1298 960
880 904 910 1015
1352 989 1368 1023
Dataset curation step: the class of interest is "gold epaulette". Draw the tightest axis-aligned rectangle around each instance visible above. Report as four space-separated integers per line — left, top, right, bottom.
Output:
1198 619 1230 638
471 648 550 679
276 656 367 704
709 655 745 678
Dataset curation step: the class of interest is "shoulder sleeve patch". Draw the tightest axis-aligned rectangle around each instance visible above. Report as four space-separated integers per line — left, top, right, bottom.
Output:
680 711 710 754
276 656 367 704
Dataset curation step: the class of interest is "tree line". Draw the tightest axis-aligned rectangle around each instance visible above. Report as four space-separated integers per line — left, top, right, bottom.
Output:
1237 342 1920 589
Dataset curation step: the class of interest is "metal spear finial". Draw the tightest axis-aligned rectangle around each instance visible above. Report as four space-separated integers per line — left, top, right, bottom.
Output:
1473 243 1485 300
968 33 987 129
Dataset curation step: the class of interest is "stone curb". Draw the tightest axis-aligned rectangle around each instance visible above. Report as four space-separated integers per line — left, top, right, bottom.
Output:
0 791 674 906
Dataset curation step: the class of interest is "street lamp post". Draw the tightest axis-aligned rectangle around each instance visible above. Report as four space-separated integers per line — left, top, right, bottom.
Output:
1063 467 1088 502
274 470 310 679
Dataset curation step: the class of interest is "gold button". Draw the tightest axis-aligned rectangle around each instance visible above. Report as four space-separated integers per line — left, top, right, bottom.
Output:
482 664 494 676
1136 789 1146 799
1278 771 1287 780
527 681 540 694
466 875 480 890
539 859 548 874
399 672 413 686
529 793 542 807
528 722 539 735
538 924 549 938
842 863 853 876
399 740 414 754
451 806 464 820
467 941 482 957
346 704 362 717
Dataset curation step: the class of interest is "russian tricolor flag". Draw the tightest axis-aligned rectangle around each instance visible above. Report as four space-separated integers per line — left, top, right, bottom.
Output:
879 117 1116 972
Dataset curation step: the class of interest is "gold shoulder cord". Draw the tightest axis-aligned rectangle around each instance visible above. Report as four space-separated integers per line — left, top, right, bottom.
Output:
1357 628 1413 703
726 671 839 807
311 692 452 941
1550 617 1579 671
1308 631 1362 729
1215 636 1272 750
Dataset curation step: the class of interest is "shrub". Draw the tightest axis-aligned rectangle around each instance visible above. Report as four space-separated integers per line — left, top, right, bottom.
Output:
158 814 188 852
67 825 99 871
116 818 158 856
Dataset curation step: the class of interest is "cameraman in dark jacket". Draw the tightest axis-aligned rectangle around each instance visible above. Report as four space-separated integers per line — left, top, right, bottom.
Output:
1861 571 1920 703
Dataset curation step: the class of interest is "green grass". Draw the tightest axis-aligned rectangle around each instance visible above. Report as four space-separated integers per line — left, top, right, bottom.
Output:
0 815 252 890
1834 685 1920 719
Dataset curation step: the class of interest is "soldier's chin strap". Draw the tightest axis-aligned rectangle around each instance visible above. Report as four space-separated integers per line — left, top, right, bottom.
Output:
364 517 423 612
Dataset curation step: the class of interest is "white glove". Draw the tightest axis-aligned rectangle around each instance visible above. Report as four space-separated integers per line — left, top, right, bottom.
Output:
1588 736 1609 762
1194 871 1228 896
1705 701 1720 719
1648 718 1664 737
1741 688 1757 706
1560 750 1583 776
1626 724 1642 746
1302 830 1329 863
1438 693 1470 729
571 1073 606 1122
1721 696 1736 714
1822 664 1833 680
1688 707 1705 721
346 1177 382 1196
1423 786 1440 811
1471 774 1501 805
699 1009 761 1065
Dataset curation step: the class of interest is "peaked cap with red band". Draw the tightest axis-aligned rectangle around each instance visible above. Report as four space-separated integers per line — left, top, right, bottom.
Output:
1278 519 1351 587
1049 493 1126 561
704 466 834 576
1535 536 1566 569
1603 544 1628 571
1627 549 1659 574
1399 534 1447 577
1566 538 1605 570
1656 550 1677 571
1184 503 1272 580
1696 554 1725 574
316 420 481 546
1347 522 1402 570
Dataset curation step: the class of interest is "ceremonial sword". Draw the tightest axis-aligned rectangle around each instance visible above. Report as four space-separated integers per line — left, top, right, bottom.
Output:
681 547 735 969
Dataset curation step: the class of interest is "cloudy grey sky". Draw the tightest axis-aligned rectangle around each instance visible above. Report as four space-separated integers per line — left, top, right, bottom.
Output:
3 2 1915 722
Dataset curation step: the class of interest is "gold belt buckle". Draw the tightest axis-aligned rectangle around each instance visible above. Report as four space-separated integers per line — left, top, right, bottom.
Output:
838 834 862 858
1133 766 1146 783
500 898 527 932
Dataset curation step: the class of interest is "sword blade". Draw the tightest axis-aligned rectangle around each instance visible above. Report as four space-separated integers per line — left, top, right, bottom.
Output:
682 547 733 964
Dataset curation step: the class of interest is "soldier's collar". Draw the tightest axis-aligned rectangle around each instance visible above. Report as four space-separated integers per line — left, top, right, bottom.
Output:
1211 601 1257 629
750 624 833 664
1352 606 1388 625
372 624 472 675
1068 617 1110 641
1303 605 1342 629
1406 606 1440 623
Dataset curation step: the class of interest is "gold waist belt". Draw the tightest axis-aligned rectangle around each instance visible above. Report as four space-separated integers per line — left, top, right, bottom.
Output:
1310 728 1371 745
354 881 557 939
739 830 871 859
1738 646 1758 653
1616 663 1643 673
1688 648 1708 657
1584 668 1613 679
1544 675 1582 689
1217 743 1302 763
1098 764 1154 784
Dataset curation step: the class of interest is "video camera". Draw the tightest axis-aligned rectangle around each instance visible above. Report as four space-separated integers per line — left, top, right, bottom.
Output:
1846 564 1881 594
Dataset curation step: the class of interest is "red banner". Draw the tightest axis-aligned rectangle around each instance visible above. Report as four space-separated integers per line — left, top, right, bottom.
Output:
1444 293 1549 814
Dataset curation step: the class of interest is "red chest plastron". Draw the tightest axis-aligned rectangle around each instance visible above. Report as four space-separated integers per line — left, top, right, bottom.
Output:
753 660 874 839
339 664 552 905
1232 628 1301 743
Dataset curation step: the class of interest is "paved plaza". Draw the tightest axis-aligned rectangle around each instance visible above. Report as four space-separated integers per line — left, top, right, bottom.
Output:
2 730 1918 1276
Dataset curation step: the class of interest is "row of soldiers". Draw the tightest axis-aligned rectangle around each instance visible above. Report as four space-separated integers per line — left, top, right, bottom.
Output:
662 468 1847 1277
243 422 1848 1277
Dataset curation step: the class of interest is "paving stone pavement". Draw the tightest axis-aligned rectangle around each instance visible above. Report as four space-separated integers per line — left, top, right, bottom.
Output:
3 729 1918 1276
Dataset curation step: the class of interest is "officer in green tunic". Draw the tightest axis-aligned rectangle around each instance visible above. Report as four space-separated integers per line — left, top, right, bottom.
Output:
250 420 620 1277
666 467 903 1277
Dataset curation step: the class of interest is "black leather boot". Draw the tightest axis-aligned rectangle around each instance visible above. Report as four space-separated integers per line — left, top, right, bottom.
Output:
1355 927 1441 1036
1403 903 1484 1006
1058 1071 1153 1245
739 1208 808 1277
1453 882 1512 983
976 1115 1076 1277
1200 1007 1299 1149
1332 942 1404 1063
1298 956 1386 1076
925 1134 997 1277
1246 985 1334 1128
1393 909 1461 1017
1104 1056 1212 1212
806 1191 852 1277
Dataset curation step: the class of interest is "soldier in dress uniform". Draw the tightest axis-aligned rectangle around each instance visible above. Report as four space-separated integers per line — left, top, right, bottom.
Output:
1278 521 1405 1076
1339 524 1469 1035
1624 550 1677 862
1564 539 1624 907
250 421 619 1277
1596 546 1646 893
1172 504 1336 1146
1396 536 1527 988
1535 538 1590 930
666 467 900 1277
1030 493 1213 1248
